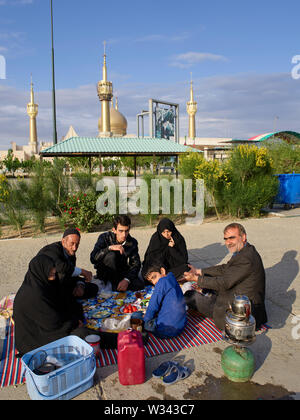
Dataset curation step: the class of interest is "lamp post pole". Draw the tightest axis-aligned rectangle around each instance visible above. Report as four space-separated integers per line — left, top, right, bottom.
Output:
273 116 279 142
50 0 58 145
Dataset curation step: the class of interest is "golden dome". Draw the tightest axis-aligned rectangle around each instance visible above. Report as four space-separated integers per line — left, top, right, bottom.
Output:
110 107 127 136
98 100 127 136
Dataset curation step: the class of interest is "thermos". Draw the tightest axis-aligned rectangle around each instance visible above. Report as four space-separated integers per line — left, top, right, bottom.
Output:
117 329 145 386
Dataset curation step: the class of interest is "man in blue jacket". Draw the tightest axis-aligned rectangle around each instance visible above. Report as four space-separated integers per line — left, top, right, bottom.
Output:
144 266 187 339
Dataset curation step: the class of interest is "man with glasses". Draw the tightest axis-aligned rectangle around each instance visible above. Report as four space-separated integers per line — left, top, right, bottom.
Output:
184 223 267 331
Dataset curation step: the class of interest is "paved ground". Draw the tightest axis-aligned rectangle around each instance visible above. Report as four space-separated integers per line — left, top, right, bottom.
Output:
264 203 300 218
0 215 299 401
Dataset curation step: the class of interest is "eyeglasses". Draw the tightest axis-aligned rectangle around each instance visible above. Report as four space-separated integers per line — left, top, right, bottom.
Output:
224 236 237 241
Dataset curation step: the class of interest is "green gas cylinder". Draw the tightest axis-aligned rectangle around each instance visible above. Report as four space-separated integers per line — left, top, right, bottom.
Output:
221 345 255 383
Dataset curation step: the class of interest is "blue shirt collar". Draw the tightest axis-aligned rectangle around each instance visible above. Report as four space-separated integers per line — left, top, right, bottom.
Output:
233 241 248 257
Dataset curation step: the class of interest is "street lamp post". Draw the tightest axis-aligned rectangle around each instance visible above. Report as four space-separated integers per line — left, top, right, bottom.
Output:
272 116 279 142
50 0 58 145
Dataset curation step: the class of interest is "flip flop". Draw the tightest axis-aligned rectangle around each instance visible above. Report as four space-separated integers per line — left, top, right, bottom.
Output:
162 364 191 385
152 361 177 378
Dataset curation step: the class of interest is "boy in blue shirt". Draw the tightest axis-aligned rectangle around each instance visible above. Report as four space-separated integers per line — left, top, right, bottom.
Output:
143 266 187 339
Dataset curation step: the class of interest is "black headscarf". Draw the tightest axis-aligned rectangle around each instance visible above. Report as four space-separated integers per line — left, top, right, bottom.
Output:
22 254 57 294
142 218 189 278
13 255 77 355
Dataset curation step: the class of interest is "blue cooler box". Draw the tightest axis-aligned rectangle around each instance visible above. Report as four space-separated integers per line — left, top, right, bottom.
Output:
21 336 96 400
274 173 300 206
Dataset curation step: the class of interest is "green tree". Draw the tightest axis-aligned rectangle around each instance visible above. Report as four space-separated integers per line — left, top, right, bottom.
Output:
264 141 300 174
18 162 53 232
194 159 228 220
3 150 22 176
222 145 279 218
178 150 204 179
0 177 27 237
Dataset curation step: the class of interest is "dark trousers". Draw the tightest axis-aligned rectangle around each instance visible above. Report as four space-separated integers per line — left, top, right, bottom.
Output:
96 251 144 291
184 290 217 319
72 277 98 299
170 264 190 281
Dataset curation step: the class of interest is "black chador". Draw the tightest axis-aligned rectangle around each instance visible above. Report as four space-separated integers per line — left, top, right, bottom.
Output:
13 255 79 355
142 218 189 280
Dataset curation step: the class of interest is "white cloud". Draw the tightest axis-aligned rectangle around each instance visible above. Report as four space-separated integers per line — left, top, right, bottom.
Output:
170 52 229 69
0 0 33 5
1 72 300 150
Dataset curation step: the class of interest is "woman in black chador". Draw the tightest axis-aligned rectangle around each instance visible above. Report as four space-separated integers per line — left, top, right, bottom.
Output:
142 218 189 281
14 255 119 355
13 255 88 355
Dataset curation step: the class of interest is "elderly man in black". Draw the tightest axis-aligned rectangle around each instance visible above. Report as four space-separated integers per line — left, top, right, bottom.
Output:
38 228 98 300
184 223 268 331
90 215 143 292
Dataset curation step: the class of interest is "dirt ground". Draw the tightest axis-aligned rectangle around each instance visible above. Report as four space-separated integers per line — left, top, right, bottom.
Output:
0 211 299 401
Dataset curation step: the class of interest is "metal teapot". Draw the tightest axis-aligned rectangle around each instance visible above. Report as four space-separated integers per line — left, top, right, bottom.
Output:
230 295 252 320
225 295 256 345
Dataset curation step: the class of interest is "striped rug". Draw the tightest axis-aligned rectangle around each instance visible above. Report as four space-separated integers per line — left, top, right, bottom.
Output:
0 312 270 387
97 311 225 368
0 320 25 388
97 311 269 368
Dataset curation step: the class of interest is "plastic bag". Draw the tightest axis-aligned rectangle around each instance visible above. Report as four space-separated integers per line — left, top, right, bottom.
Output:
0 317 7 340
101 315 131 333
92 277 113 298
0 294 15 319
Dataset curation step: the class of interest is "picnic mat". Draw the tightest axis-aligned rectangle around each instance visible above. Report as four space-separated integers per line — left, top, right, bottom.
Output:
0 289 270 388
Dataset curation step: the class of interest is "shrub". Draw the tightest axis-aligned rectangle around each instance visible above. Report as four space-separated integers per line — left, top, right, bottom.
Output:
264 141 300 174
0 174 9 202
71 172 96 193
221 145 279 217
194 159 229 219
0 177 28 236
18 162 53 232
60 191 113 232
45 158 70 216
179 150 205 179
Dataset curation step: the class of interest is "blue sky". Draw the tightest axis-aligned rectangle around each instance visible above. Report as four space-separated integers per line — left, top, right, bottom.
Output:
1 0 300 148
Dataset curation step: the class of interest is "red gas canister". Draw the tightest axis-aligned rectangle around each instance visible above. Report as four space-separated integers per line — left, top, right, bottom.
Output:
117 329 145 386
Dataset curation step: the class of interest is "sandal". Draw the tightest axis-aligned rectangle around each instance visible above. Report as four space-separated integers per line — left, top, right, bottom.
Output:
162 364 191 385
152 361 178 378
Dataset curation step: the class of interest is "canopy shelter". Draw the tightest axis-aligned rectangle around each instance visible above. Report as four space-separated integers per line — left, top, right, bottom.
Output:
40 136 194 178
229 131 300 145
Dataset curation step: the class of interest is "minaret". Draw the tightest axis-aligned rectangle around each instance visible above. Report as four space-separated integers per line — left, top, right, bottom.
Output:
27 76 38 154
186 76 197 139
97 42 113 137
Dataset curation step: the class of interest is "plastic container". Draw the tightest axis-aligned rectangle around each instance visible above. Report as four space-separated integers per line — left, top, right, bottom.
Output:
85 335 101 356
274 173 300 206
130 318 143 333
117 329 145 386
21 335 96 400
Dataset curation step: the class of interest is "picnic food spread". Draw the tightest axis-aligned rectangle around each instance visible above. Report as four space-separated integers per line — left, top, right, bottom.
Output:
121 304 138 314
81 286 153 332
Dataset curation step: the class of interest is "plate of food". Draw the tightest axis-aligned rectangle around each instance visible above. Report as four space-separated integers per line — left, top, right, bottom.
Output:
140 298 150 308
97 297 106 304
120 304 140 314
135 291 146 299
91 309 112 319
123 296 137 304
